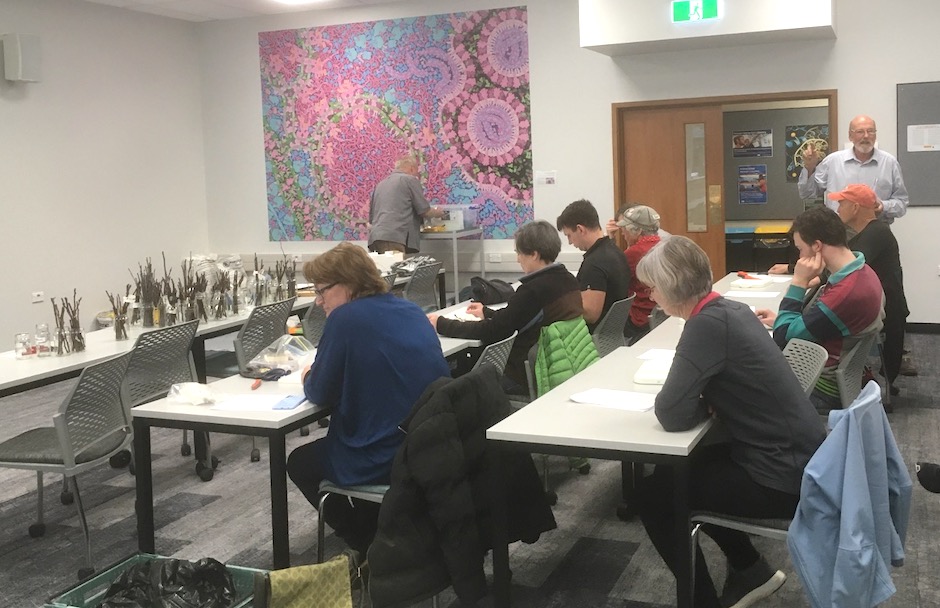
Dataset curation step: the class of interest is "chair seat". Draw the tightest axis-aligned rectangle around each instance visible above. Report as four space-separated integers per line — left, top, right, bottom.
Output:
691 511 791 540
319 481 389 504
0 427 125 466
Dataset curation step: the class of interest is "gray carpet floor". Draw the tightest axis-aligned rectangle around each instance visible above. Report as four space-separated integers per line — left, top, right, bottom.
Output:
1 333 938 607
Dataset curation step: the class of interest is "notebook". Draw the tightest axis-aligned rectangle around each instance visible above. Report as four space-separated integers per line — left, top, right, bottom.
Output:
633 357 673 385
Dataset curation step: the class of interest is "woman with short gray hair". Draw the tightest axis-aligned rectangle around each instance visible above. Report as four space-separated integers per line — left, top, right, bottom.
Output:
633 236 826 608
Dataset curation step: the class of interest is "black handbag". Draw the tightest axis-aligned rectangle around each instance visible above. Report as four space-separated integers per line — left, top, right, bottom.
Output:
470 277 515 305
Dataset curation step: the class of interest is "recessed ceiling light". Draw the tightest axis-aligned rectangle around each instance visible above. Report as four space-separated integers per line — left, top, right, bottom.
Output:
271 0 332 6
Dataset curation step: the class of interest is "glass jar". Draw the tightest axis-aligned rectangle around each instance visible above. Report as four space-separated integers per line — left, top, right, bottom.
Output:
142 304 155 328
14 332 33 359
54 327 70 356
34 323 52 357
114 314 129 341
70 328 86 353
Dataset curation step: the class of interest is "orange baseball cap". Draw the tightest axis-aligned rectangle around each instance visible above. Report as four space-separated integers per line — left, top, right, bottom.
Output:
827 183 876 208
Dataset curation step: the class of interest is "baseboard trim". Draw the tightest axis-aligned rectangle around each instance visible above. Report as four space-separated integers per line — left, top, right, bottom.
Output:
907 323 940 334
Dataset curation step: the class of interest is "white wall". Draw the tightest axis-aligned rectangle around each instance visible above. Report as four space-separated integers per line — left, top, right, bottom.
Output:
198 0 940 323
0 0 208 342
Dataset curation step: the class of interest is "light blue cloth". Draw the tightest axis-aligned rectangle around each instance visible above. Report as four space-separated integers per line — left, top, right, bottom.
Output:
787 381 912 608
797 147 909 222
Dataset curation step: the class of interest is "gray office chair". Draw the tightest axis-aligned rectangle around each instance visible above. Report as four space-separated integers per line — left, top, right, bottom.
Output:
0 352 132 580
235 297 296 462
301 302 327 347
121 321 219 480
782 338 829 396
836 332 878 409
471 331 517 375
317 481 440 608
592 295 635 357
402 261 442 313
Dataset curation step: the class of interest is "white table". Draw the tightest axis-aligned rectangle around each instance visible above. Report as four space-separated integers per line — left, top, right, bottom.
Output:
0 298 316 398
133 373 324 569
420 227 485 296
488 272 792 608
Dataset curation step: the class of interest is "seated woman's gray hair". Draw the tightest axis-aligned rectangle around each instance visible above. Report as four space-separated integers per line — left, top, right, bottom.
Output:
636 236 712 306
514 220 561 262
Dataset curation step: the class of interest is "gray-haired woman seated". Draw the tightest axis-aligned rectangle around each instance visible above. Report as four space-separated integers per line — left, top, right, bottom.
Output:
634 236 826 608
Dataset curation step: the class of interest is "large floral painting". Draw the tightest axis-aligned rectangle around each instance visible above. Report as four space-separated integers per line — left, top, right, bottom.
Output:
259 7 532 241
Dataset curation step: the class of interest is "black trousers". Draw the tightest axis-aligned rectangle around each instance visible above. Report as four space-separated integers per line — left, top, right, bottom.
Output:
287 438 382 554
882 310 906 383
637 443 800 608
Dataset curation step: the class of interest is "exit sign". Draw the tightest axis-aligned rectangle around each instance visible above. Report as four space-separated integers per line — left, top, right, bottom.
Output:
672 0 720 22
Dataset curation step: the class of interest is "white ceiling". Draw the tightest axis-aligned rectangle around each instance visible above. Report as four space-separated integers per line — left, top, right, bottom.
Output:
78 0 410 23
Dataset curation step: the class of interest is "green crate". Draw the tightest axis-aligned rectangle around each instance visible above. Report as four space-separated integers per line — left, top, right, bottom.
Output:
45 553 265 608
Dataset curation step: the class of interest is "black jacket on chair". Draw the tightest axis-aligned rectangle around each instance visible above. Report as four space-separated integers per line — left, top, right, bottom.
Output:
368 366 556 607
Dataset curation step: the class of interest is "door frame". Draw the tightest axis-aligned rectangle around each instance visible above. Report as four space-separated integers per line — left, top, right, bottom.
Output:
611 89 839 217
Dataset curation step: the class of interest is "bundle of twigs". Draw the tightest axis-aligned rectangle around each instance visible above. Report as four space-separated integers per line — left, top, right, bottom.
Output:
232 271 244 315
274 258 289 300
62 289 85 352
107 290 130 340
212 271 232 319
50 297 70 354
287 259 297 298
254 254 266 305
194 270 209 322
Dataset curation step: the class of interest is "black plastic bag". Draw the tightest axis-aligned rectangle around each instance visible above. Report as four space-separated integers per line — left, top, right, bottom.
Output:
99 557 236 608
470 277 515 305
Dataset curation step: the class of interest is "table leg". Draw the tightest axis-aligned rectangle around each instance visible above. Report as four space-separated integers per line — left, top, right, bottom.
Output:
489 445 511 607
480 232 486 278
134 419 155 554
673 459 693 608
269 433 291 569
437 273 446 310
452 232 460 298
192 337 207 384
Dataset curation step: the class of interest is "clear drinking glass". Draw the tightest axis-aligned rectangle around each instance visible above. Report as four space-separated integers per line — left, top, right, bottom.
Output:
34 323 51 357
14 333 33 359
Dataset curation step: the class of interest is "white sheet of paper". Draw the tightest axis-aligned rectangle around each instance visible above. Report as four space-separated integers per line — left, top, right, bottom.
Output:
445 311 481 322
637 348 676 360
633 358 673 385
569 389 656 412
770 276 792 283
210 394 286 411
723 290 779 298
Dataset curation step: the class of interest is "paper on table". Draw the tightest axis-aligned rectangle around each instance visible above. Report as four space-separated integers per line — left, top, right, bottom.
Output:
634 358 673 385
210 394 286 411
637 348 676 360
445 310 481 322
569 389 656 412
770 276 792 283
723 290 779 298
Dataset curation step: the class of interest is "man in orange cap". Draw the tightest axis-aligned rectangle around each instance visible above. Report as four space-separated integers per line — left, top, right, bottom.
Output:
832 184 909 393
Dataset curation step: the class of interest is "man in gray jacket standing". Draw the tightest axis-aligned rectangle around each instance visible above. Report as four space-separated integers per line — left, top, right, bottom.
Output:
368 154 442 254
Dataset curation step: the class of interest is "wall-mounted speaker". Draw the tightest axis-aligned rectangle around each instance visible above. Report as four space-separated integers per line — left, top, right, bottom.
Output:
2 33 41 82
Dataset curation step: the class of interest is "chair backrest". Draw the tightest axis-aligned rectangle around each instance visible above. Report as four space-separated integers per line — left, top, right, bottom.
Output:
836 332 878 409
402 261 442 313
301 303 327 347
54 352 133 469
383 273 397 290
782 338 829 396
235 297 296 371
648 305 669 329
592 295 635 358
471 331 518 375
124 320 199 408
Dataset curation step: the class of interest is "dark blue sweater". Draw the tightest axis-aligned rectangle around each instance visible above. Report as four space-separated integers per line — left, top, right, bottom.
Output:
304 293 450 486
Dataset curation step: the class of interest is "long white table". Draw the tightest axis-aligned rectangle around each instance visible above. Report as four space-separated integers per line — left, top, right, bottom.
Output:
133 373 324 569
487 272 792 608
0 298 317 398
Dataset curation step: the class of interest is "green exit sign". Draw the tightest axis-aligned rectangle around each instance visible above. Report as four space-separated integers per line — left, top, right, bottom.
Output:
672 0 720 22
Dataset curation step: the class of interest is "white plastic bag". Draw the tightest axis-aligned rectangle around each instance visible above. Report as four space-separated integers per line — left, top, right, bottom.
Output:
167 382 215 406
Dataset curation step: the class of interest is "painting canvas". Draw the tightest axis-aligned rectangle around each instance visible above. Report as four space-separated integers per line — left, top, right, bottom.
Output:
259 7 532 241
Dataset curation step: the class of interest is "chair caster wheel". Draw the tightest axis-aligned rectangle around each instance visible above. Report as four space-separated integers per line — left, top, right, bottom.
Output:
196 462 214 482
109 449 131 469
181 444 192 457
318 417 330 428
77 567 95 580
300 426 310 436
577 462 591 475
29 523 46 538
61 490 74 505
546 491 557 506
250 449 261 463
616 502 637 521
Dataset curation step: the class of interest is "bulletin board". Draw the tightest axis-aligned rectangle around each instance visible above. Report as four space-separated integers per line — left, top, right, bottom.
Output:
897 81 940 207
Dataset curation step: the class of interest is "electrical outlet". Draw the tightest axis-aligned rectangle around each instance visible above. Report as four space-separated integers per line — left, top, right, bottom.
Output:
31 291 44 303
487 253 502 263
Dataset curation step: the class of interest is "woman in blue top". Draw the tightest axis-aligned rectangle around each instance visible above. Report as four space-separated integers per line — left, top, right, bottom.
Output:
287 242 450 554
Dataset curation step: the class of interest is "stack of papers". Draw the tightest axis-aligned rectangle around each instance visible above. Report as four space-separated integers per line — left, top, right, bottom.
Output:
730 275 772 289
569 389 656 412
633 349 675 385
